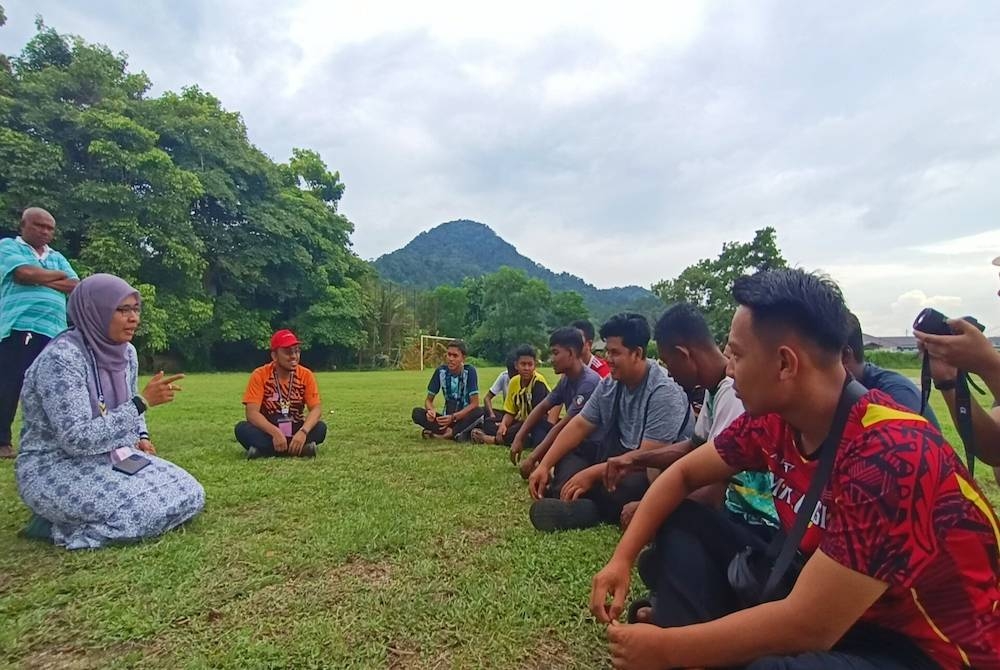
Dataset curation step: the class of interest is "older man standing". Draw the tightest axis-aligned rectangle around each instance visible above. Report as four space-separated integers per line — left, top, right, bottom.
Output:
0 208 78 459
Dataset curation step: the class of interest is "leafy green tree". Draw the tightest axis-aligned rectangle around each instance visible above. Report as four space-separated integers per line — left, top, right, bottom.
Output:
471 267 552 361
417 285 470 337
652 227 787 342
547 291 589 330
0 23 371 368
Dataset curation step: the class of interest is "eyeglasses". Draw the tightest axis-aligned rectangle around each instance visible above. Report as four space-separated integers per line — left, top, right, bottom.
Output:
115 305 142 316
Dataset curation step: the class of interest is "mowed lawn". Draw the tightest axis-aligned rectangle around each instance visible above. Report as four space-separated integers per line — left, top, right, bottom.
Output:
0 367 997 669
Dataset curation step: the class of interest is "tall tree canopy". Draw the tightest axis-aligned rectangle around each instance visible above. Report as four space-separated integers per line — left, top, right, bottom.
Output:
413 267 591 362
652 227 787 342
0 22 372 368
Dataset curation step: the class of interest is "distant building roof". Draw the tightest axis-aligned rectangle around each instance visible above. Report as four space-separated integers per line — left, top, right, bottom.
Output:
863 333 1000 351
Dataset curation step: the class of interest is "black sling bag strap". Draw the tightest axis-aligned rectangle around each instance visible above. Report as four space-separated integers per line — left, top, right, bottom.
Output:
757 378 867 602
920 356 983 478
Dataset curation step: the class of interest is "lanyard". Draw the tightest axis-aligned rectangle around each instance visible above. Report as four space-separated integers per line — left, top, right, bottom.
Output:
88 349 107 416
273 368 295 415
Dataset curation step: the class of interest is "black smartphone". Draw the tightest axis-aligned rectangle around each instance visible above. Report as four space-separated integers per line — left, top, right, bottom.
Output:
113 453 151 475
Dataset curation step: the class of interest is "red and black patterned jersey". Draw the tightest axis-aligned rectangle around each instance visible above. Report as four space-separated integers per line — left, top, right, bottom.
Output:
715 390 1000 669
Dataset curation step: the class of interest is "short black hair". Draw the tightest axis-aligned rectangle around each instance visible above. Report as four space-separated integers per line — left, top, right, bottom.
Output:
504 350 518 376
845 312 864 364
599 313 651 352
513 343 537 361
447 339 468 356
571 319 595 342
549 327 584 356
654 303 715 349
732 268 848 355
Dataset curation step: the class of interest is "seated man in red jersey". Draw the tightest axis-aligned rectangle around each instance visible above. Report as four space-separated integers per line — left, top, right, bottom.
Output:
571 319 611 378
589 268 999 670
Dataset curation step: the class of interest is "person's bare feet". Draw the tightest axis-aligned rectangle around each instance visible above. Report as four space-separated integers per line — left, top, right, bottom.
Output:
0 445 14 459
471 428 496 445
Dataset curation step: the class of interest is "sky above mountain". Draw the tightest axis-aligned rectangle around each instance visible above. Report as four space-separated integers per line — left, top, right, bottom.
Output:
3 1 999 335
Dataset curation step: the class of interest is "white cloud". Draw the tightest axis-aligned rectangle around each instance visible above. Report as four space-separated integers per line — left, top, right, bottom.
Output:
4 0 1000 335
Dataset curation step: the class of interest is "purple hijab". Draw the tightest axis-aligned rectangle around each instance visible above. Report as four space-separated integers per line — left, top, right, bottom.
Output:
62 274 141 417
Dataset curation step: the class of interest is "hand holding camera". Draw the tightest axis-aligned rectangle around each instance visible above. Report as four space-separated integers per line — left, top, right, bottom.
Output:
913 308 998 381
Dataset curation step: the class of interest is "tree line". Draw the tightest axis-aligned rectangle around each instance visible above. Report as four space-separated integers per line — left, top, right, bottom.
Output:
0 18 786 369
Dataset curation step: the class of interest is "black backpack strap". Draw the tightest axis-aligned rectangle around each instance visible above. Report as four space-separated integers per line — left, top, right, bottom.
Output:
759 378 867 601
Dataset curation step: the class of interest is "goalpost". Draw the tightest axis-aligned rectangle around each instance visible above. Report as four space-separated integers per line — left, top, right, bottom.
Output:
419 335 459 371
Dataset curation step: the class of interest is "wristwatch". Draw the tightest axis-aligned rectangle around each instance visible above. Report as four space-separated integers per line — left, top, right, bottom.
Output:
132 394 149 414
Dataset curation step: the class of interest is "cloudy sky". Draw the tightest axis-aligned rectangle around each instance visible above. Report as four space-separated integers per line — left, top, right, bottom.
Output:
4 1 1000 335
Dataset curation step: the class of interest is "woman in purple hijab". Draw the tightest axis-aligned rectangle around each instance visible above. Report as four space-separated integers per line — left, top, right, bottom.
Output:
14 274 204 549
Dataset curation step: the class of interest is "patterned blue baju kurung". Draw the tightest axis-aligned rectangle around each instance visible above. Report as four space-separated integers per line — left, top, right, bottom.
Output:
15 338 204 549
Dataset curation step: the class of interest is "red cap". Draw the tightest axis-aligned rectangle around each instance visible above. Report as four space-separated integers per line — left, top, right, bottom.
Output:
270 329 300 350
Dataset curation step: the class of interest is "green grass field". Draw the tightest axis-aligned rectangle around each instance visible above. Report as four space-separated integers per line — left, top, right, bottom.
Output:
1 367 997 669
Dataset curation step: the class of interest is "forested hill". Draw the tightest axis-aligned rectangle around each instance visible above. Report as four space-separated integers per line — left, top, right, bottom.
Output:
374 220 657 318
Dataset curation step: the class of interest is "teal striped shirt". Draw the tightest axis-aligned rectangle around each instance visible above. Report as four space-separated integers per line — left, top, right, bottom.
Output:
0 237 77 340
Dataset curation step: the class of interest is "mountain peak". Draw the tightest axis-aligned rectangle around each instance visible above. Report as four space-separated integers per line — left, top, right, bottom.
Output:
374 220 657 319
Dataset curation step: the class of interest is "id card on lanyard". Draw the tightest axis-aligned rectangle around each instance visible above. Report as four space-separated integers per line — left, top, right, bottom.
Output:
89 349 108 416
274 368 295 437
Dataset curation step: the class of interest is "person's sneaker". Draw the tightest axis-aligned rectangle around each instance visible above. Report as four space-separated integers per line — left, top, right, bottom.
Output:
529 498 601 532
0 444 14 459
302 442 318 458
245 447 262 460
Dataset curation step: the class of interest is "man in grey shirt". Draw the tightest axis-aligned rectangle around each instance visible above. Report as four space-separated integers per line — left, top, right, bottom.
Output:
527 313 693 531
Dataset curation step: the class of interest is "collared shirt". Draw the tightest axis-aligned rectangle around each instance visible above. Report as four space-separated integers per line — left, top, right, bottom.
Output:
242 362 321 424
0 237 77 340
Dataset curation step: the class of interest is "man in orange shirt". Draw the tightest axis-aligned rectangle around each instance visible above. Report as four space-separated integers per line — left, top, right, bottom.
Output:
235 329 325 459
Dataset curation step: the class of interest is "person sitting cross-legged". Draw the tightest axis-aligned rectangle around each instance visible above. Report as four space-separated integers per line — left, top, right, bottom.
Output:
473 344 555 446
607 303 779 532
483 353 516 424
589 269 999 670
510 327 602 478
572 318 611 378
411 339 484 440
526 313 693 532
235 329 326 459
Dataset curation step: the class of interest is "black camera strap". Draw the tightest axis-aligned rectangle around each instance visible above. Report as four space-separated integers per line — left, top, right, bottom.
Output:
759 378 867 602
920 357 984 478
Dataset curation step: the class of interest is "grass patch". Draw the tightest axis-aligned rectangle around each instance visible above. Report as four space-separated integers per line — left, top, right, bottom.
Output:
0 367 996 668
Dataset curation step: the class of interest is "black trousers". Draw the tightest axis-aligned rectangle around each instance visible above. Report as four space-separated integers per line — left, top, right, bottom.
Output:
480 415 553 447
546 439 649 524
411 407 484 438
234 421 327 457
642 500 940 669
0 330 51 446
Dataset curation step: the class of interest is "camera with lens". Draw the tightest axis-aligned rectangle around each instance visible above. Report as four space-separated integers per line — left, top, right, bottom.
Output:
912 308 984 336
